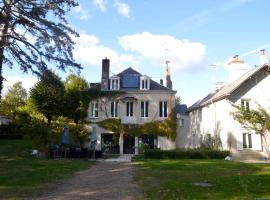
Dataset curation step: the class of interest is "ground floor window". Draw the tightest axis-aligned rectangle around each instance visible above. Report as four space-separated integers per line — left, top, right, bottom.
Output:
138 135 157 153
101 134 120 154
243 133 252 148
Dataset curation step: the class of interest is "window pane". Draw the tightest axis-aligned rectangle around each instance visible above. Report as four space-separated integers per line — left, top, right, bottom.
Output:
95 102 98 117
241 100 244 109
159 102 163 117
146 101 149 117
246 101 250 112
243 133 247 148
130 102 133 116
141 102 144 117
126 102 129 116
115 102 118 117
164 101 168 117
111 102 114 117
248 134 252 148
145 80 148 89
91 103 94 117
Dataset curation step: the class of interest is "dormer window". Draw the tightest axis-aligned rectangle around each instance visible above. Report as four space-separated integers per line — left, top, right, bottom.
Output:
140 76 150 90
110 76 120 90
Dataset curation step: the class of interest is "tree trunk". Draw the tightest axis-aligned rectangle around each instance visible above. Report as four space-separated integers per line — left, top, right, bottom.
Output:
0 0 12 99
262 133 270 159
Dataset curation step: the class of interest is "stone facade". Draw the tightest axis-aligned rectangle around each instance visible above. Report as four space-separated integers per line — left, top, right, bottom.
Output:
86 59 176 154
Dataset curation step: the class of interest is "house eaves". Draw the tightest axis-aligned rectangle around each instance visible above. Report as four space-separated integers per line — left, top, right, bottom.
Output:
188 63 270 112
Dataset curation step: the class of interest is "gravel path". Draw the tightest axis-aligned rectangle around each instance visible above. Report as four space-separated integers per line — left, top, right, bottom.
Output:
35 161 143 200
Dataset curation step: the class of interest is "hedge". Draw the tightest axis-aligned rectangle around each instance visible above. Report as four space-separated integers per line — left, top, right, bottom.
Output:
141 149 230 159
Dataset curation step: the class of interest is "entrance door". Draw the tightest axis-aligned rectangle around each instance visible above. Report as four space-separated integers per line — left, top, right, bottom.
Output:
123 135 135 154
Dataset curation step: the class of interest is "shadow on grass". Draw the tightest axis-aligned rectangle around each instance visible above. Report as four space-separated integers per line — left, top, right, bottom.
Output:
134 159 270 199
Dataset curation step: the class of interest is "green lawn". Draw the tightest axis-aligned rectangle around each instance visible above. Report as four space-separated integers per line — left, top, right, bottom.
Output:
134 159 270 200
0 139 94 200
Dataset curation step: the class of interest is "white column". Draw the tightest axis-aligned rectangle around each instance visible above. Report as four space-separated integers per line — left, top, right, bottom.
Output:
119 134 123 154
135 136 139 155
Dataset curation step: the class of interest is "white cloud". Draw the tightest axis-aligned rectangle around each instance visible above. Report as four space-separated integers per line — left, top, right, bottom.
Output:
2 75 37 96
92 0 106 12
119 32 206 72
222 0 254 10
72 5 91 20
113 0 130 17
73 33 138 72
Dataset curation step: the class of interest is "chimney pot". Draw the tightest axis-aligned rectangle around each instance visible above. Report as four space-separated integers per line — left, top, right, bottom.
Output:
260 49 267 65
160 79 163 85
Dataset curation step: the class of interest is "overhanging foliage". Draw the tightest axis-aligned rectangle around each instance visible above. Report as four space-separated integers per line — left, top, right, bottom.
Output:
97 108 177 140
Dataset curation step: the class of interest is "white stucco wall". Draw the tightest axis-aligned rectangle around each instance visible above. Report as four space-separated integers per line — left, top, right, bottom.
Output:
157 136 175 150
189 69 270 155
176 114 191 148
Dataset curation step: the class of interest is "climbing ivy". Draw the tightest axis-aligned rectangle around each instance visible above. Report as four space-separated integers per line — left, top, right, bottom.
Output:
80 89 124 121
97 108 177 141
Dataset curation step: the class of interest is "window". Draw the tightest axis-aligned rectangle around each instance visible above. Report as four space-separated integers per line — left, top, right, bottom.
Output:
141 101 149 118
179 118 184 127
243 133 252 148
140 76 150 90
126 101 133 117
159 101 168 117
241 99 250 112
198 109 202 121
110 76 120 90
90 102 98 118
111 101 118 118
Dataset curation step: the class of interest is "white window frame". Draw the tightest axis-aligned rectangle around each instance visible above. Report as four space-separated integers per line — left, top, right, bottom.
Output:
90 101 98 118
110 76 120 90
140 76 150 90
126 101 134 117
141 101 149 118
243 133 252 149
241 99 250 112
159 101 168 118
111 101 118 118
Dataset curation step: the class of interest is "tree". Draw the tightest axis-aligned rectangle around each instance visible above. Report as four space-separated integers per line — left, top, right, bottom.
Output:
175 96 182 105
0 0 82 99
0 81 27 117
30 70 65 124
231 102 270 156
64 74 88 124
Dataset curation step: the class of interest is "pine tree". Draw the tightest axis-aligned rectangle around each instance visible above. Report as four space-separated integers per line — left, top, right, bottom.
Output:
0 0 81 99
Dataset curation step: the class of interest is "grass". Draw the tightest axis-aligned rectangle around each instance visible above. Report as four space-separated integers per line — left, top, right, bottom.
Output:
134 159 270 200
0 139 94 200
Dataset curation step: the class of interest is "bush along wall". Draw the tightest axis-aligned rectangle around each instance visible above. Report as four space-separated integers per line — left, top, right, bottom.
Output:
142 149 230 159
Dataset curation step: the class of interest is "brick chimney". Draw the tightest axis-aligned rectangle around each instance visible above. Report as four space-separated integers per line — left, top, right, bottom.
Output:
166 60 172 89
160 79 163 85
260 49 267 65
101 58 110 90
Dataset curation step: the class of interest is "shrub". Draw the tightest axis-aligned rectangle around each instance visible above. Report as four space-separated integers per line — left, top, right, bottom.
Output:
143 149 230 159
27 123 51 151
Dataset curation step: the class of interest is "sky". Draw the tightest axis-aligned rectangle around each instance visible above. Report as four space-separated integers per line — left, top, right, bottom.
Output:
3 0 270 106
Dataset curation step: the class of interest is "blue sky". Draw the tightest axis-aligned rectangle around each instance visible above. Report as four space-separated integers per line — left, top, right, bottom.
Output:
3 0 270 105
